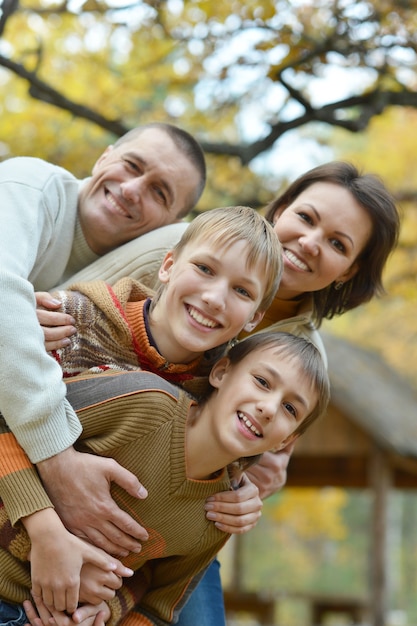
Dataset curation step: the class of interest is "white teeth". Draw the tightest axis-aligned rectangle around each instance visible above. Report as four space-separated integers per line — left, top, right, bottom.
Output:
284 249 309 271
107 192 130 217
238 412 261 437
188 306 218 328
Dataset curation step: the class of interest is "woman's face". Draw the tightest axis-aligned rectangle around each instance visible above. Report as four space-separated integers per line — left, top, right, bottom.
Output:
273 181 373 299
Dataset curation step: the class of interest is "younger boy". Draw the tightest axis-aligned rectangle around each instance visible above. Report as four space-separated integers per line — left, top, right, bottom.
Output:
0 332 330 626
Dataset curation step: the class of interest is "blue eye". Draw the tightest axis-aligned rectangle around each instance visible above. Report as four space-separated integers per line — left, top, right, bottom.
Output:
235 286 251 298
284 402 297 418
255 376 269 389
195 263 212 275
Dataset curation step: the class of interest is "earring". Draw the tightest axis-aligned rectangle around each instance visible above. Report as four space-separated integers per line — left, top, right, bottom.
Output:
334 281 344 291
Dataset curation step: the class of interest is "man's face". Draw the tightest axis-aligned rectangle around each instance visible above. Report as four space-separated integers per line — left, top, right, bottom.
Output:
78 128 201 255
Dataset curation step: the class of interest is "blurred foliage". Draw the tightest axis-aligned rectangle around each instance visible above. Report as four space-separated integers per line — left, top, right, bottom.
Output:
1 0 417 209
323 107 417 387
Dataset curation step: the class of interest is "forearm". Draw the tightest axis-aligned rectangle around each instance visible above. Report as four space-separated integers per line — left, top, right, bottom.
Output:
0 426 53 525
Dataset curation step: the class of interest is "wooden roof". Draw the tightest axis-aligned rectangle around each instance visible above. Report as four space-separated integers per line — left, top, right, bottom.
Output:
286 332 417 488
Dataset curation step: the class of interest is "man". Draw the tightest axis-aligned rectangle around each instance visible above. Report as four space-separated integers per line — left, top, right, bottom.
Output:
0 122 206 553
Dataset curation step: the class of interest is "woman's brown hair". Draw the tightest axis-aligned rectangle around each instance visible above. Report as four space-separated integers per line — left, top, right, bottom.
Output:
265 161 400 325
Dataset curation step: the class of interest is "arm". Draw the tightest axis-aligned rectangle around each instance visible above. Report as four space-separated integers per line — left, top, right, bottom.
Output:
0 172 82 462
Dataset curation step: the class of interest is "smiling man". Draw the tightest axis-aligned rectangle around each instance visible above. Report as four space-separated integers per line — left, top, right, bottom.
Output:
0 122 206 552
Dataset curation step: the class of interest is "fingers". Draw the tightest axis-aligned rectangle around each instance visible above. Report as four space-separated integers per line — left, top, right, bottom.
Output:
109 462 148 501
208 508 262 534
33 578 79 615
34 292 61 310
79 563 124 605
23 600 45 626
78 517 146 556
204 474 262 534
36 304 77 350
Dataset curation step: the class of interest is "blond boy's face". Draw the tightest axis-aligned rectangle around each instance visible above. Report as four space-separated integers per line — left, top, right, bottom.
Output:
152 238 267 363
207 346 318 459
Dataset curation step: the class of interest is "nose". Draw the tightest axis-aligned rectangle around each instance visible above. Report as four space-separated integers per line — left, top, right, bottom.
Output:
299 232 320 256
201 279 228 312
256 397 278 423
120 178 142 204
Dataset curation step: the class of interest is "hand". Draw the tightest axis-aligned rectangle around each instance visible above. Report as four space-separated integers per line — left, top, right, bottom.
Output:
204 474 262 534
79 562 124 605
35 291 77 351
37 447 149 556
245 441 295 500
25 598 110 626
24 508 133 614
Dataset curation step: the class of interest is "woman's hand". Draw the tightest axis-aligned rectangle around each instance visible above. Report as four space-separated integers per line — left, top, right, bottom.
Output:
35 291 76 351
245 442 295 500
204 474 262 534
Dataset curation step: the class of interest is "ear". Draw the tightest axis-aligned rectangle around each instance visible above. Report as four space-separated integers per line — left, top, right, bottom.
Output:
92 145 114 173
243 310 265 333
336 260 360 284
209 357 231 389
158 251 175 284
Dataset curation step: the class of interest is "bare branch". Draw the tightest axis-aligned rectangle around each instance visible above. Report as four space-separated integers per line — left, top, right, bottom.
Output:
0 54 128 137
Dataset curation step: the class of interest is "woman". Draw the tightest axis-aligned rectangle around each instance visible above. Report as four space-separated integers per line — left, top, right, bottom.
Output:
176 161 400 626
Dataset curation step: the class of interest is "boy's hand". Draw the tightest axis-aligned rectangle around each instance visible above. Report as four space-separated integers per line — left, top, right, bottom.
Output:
37 447 149 556
245 441 295 500
35 291 76 351
24 598 110 626
79 562 124 605
204 474 262 534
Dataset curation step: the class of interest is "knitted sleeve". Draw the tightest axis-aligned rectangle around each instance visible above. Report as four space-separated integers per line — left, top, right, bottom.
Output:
0 417 53 525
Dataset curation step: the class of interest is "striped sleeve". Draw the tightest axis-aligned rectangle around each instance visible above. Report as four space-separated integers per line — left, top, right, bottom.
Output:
0 416 53 525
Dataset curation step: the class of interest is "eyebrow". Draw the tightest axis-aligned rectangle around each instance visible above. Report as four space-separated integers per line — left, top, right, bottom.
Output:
304 203 355 249
128 152 175 208
197 252 263 289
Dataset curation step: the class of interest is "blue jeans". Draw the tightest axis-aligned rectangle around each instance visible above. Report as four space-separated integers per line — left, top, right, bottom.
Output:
176 559 225 626
0 601 27 626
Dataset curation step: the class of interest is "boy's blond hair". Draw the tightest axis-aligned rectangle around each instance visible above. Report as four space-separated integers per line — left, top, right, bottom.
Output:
172 206 282 312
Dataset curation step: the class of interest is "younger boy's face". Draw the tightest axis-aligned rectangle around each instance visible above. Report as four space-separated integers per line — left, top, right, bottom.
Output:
208 346 318 459
154 239 267 363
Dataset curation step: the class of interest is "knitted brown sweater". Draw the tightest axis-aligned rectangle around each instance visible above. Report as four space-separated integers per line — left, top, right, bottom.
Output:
0 370 232 625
